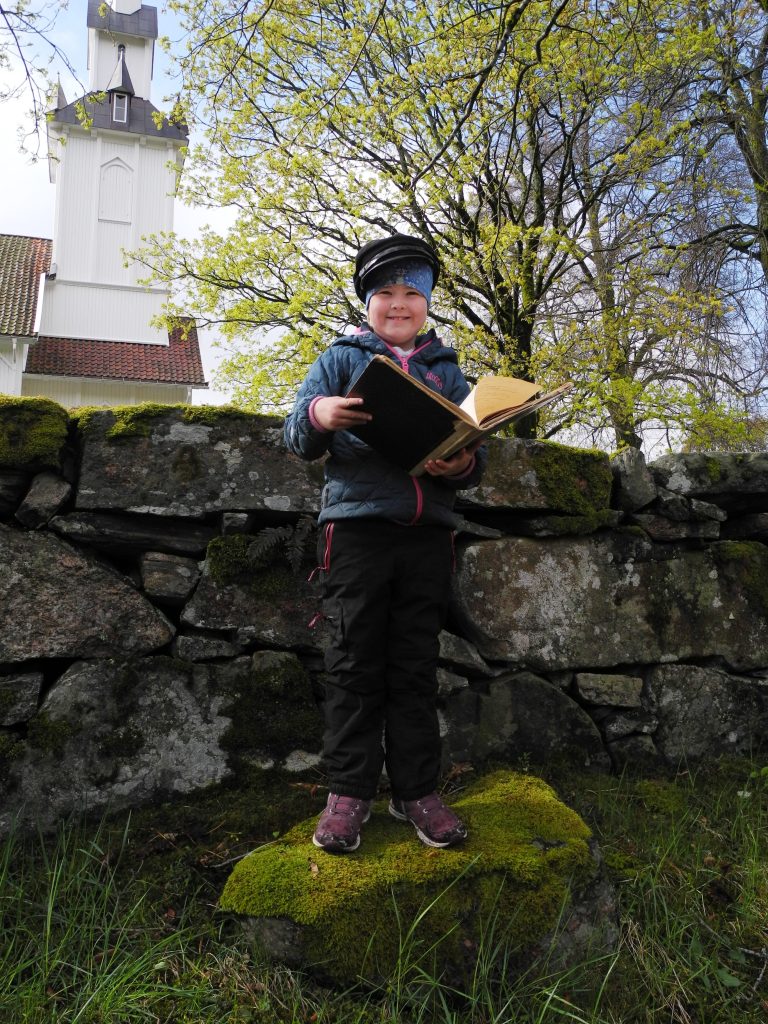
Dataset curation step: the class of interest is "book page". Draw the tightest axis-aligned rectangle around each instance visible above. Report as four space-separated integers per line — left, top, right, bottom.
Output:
460 375 542 426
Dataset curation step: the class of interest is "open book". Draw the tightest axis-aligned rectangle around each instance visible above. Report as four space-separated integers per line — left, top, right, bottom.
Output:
345 354 572 476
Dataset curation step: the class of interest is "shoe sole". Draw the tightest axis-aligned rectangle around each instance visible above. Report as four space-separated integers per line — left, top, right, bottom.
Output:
388 800 467 849
312 808 371 853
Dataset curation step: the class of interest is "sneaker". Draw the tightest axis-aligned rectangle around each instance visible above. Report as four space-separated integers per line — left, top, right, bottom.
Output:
389 792 468 848
312 793 371 853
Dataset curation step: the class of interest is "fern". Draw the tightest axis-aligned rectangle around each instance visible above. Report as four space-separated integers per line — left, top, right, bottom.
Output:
245 516 317 575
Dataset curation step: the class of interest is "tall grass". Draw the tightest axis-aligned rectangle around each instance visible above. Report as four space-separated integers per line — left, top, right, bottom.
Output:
1 759 767 1022
0 816 209 1023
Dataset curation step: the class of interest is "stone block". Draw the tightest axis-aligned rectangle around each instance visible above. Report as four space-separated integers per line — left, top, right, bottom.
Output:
140 551 201 603
471 673 610 769
0 672 43 725
76 407 323 517
462 437 612 515
611 447 657 511
15 471 72 529
650 452 768 512
575 672 644 707
0 524 174 662
451 535 768 671
649 663 768 764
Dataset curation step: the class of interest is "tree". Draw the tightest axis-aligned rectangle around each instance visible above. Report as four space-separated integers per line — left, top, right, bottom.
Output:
143 0 768 450
1 1 81 150
691 0 768 281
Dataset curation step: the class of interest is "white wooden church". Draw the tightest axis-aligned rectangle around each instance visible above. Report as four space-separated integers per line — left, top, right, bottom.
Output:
0 0 206 406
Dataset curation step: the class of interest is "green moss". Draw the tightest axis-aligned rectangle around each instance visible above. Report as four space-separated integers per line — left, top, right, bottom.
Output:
532 442 613 516
72 402 274 442
105 403 178 440
220 771 595 984
221 653 322 762
534 508 618 537
0 396 69 470
0 732 25 777
180 404 256 426
634 778 688 816
712 541 768 618
602 849 644 880
27 714 77 756
206 536 299 595
703 455 724 484
207 535 250 585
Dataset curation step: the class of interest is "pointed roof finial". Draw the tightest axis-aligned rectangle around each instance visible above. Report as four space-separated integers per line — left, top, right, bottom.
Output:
56 75 67 110
107 44 135 96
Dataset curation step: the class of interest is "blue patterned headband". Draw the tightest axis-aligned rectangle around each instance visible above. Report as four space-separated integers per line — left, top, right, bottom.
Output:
364 259 433 308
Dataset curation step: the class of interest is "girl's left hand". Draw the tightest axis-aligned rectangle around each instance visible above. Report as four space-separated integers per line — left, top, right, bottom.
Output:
422 447 475 477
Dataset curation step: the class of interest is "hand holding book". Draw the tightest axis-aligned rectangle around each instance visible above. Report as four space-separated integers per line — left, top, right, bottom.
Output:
344 355 572 476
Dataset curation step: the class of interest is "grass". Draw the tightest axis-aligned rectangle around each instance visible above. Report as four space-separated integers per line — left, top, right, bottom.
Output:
1 758 768 1022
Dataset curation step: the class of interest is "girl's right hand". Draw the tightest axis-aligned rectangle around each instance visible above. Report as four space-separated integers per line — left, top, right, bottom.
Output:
312 396 372 431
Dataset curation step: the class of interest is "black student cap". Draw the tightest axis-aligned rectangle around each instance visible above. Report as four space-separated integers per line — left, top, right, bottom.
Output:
353 234 441 301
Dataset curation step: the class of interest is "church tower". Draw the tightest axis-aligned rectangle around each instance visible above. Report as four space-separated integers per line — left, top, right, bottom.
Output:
39 0 186 347
1 1 205 406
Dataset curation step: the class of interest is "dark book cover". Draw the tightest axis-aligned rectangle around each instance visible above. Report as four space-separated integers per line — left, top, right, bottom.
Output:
344 357 463 472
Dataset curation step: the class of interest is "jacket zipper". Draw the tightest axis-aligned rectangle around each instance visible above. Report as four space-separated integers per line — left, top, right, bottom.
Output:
383 338 433 375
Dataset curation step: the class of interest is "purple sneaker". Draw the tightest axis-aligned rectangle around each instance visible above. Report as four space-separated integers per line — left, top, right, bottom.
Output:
389 792 468 848
312 793 371 853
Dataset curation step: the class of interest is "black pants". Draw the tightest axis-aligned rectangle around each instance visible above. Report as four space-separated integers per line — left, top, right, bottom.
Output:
317 519 454 801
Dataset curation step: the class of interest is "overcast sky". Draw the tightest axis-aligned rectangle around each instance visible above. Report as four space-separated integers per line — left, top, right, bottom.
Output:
0 0 230 403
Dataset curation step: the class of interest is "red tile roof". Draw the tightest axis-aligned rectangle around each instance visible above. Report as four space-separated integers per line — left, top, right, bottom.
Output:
0 235 52 337
0 232 206 387
25 322 207 386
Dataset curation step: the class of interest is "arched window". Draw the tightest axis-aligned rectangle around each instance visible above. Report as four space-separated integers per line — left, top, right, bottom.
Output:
98 158 133 223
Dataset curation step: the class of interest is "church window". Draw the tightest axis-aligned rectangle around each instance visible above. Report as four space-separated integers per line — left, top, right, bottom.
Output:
113 93 128 123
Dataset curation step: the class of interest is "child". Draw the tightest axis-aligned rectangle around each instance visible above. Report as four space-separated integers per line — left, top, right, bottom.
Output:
284 234 486 853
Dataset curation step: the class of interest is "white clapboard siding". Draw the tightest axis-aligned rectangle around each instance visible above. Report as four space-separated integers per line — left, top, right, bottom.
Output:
0 340 26 396
39 282 168 346
22 374 191 408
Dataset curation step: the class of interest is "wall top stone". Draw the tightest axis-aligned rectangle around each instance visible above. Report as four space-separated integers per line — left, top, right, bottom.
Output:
650 452 768 511
75 407 323 518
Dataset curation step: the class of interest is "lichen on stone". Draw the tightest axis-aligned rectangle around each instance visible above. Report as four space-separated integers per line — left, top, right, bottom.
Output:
220 771 595 984
0 396 69 470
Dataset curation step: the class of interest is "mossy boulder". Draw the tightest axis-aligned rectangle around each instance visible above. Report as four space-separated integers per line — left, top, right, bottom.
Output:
0 396 69 470
463 438 612 516
220 772 617 985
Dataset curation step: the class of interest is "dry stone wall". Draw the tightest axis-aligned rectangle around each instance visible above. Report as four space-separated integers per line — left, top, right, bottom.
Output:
1 399 768 831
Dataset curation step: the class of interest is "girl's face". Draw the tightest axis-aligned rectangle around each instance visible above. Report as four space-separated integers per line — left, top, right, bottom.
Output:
367 283 428 349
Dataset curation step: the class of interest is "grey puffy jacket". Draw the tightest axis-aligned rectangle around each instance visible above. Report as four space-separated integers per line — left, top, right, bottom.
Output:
283 329 485 526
